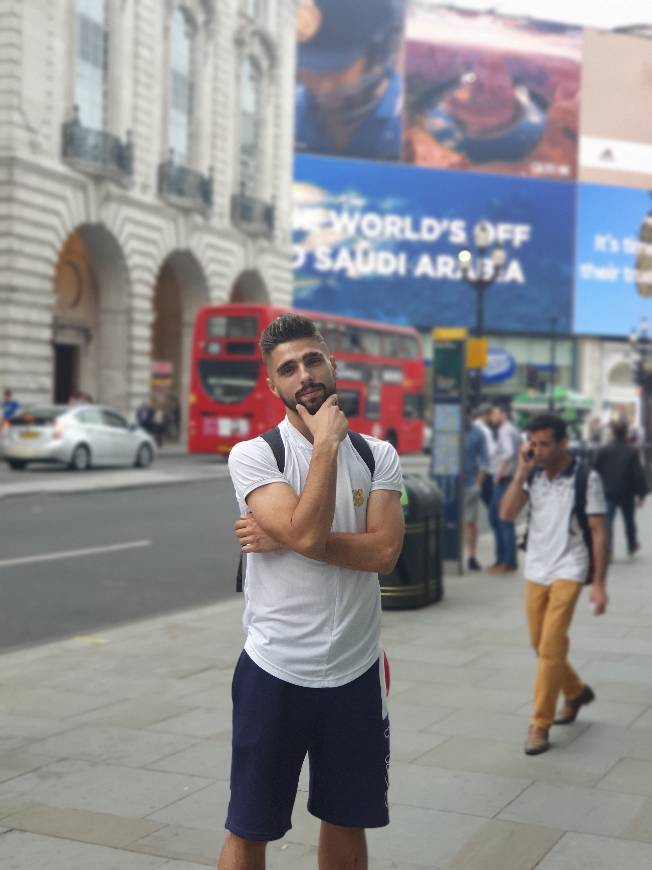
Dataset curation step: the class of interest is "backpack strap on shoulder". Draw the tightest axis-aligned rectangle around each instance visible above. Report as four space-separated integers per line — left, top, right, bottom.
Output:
573 459 589 517
347 431 375 477
261 426 285 473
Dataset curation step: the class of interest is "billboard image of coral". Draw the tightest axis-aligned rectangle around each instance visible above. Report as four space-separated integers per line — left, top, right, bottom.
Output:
403 4 582 180
574 184 652 336
293 154 575 333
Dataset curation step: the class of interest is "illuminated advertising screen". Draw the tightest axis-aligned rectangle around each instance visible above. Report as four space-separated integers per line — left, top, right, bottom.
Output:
293 154 575 333
294 0 407 162
403 5 582 180
579 30 652 191
574 184 652 336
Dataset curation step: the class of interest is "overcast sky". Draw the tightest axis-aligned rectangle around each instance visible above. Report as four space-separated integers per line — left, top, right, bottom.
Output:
429 1 652 29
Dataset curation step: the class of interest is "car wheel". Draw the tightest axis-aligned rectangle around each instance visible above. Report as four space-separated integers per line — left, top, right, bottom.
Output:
134 443 154 468
69 444 91 471
7 459 28 471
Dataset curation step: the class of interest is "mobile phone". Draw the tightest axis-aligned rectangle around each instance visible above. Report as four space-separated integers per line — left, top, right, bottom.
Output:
525 448 535 461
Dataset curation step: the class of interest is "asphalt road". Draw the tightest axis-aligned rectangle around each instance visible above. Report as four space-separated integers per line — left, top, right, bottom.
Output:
0 477 241 652
0 450 434 652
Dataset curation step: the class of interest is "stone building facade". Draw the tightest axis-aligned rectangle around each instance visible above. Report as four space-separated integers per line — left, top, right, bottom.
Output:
0 0 296 426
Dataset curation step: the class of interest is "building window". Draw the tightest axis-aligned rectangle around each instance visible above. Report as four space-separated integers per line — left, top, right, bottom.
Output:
239 56 262 195
242 0 260 19
168 8 195 164
75 0 108 130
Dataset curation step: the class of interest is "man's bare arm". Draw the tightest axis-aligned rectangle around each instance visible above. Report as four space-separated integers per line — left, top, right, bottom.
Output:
320 489 404 573
587 514 608 615
238 489 405 573
500 442 534 521
245 398 347 557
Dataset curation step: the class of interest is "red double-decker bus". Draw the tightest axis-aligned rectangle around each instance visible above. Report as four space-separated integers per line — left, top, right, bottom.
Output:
188 303 425 455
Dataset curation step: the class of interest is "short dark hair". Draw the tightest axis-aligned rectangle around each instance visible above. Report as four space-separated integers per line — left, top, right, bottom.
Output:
260 314 326 358
527 413 567 442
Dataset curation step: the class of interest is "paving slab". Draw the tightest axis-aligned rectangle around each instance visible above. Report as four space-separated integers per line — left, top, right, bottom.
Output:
597 757 652 797
499 781 647 837
413 735 620 786
389 761 531 816
0 830 204 869
26 725 198 768
0 804 161 848
536 831 652 870
0 759 213 817
446 818 563 870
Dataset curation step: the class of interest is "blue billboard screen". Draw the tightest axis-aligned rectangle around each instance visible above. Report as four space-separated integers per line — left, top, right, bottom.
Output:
574 183 652 336
293 154 575 333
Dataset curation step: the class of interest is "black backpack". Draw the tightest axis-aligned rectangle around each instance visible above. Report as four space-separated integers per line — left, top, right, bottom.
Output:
236 426 376 591
520 460 595 585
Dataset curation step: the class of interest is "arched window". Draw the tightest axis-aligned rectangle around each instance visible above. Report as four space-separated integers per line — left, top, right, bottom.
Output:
239 56 262 194
75 0 108 129
169 8 195 164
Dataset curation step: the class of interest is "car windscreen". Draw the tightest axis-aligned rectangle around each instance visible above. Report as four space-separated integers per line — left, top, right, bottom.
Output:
199 360 261 404
7 408 64 426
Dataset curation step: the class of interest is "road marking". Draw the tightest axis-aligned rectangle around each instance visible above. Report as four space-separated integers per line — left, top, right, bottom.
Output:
0 540 152 568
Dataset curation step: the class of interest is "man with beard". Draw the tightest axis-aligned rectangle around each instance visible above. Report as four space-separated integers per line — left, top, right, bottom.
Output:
220 314 404 870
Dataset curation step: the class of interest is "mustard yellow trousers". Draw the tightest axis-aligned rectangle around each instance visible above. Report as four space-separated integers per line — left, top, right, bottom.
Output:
526 579 584 730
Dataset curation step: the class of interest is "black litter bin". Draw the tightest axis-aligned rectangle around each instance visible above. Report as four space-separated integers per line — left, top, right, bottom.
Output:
380 474 443 609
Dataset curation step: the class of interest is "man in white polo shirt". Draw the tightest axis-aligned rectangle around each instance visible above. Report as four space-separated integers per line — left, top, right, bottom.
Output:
500 413 608 756
219 314 404 870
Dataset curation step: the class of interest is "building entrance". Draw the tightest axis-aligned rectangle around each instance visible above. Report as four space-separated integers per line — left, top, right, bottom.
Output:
54 344 80 404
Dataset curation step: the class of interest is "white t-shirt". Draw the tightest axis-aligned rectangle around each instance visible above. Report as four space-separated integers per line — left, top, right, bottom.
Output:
523 459 606 586
228 416 403 688
475 419 498 474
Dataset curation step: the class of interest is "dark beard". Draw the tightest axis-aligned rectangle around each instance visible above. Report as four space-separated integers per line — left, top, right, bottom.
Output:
281 382 336 416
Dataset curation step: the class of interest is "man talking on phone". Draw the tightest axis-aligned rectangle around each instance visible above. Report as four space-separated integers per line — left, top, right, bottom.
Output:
500 413 608 756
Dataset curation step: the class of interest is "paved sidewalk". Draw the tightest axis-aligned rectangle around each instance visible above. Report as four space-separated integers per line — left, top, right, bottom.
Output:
1 509 652 869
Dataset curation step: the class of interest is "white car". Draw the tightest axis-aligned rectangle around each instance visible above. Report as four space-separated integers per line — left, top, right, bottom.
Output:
2 404 156 471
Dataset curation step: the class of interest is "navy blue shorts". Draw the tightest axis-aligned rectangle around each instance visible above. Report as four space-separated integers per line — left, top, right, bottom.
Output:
225 651 390 842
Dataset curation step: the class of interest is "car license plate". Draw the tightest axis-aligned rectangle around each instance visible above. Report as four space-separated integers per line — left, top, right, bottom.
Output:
19 430 40 439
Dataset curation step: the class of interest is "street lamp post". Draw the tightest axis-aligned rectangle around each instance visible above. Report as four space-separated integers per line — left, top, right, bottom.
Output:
548 315 558 412
458 220 506 407
629 316 652 485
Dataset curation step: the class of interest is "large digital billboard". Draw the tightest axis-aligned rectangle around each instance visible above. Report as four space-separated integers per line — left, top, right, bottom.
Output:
574 184 652 336
295 0 407 162
579 30 652 191
293 154 575 334
403 5 582 180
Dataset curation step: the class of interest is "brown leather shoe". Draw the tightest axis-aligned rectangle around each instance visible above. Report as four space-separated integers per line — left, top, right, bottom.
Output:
524 725 550 755
554 685 595 725
488 563 507 574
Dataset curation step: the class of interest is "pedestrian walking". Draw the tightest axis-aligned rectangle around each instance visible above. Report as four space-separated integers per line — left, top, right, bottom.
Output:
488 404 521 573
2 388 20 420
221 313 405 870
594 418 648 558
464 409 488 571
474 402 497 509
500 413 608 756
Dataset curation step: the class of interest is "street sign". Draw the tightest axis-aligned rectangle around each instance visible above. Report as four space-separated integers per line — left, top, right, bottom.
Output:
430 330 467 573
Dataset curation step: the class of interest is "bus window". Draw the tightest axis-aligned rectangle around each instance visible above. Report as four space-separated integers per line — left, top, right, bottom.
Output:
381 333 400 358
361 330 382 356
365 373 382 419
207 316 258 338
399 334 420 360
337 389 360 418
199 359 260 404
339 325 362 353
403 393 424 420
